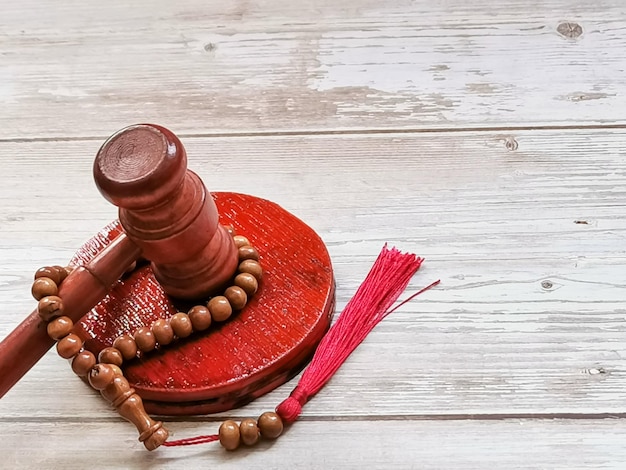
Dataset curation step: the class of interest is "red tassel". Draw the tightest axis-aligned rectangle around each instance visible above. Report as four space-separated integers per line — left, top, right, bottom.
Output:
164 245 439 447
276 245 438 423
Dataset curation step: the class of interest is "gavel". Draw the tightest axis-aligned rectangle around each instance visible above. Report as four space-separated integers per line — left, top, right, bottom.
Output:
0 123 239 398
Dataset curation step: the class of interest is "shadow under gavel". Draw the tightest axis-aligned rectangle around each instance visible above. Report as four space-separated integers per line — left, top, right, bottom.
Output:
0 124 238 398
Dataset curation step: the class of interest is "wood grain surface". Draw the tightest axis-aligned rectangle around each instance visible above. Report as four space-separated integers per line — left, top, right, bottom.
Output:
1 1 626 139
0 0 625 468
2 420 626 470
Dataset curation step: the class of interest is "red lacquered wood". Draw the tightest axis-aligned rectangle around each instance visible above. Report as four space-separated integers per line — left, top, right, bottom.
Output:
74 192 335 415
0 231 140 398
94 124 238 300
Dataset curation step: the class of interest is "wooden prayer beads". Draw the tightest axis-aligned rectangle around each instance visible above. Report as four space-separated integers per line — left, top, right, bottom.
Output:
134 326 156 352
152 318 174 345
217 412 284 451
37 296 64 321
238 245 259 262
207 296 232 322
239 259 263 281
239 418 260 446
233 235 250 248
99 347 124 367
224 286 247 310
34 266 63 285
71 350 97 376
218 420 240 451
258 411 284 439
46 316 73 340
170 312 193 338
188 305 212 331
31 277 58 300
32 266 69 321
56 333 82 359
32 265 68 298
234 273 258 296
113 334 138 361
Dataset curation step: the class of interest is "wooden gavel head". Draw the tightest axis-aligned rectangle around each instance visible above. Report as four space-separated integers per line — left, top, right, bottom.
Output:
93 124 238 300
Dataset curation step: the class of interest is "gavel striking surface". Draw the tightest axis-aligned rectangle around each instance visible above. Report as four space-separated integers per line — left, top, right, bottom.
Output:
72 192 335 415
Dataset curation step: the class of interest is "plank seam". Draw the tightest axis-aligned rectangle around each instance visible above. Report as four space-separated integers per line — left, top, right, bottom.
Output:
2 413 625 424
3 123 626 144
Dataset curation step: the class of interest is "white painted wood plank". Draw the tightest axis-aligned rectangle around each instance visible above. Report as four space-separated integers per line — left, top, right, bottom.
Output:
0 129 624 423
1 1 626 138
1 419 625 469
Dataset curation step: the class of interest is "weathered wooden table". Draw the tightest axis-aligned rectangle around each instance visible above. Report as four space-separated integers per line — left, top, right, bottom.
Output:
1 1 625 468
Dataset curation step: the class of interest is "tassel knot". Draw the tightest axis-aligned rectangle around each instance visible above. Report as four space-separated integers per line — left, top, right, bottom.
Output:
276 387 308 423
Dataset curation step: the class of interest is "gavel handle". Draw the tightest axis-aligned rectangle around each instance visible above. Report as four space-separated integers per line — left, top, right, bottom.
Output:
0 233 141 399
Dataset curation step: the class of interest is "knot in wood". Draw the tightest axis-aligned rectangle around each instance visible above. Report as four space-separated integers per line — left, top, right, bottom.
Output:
505 137 518 151
557 22 583 39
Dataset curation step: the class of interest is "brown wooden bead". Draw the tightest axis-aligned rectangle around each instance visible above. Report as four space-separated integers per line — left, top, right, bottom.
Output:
56 333 83 359
208 296 233 322
234 272 259 296
98 347 124 367
152 318 174 346
53 265 71 282
37 295 64 321
134 326 157 352
71 350 97 377
170 312 193 338
258 412 283 439
238 245 259 262
34 266 62 285
233 235 250 248
188 305 212 331
109 364 124 377
219 420 241 451
224 286 247 310
88 363 116 390
46 316 73 340
238 259 263 281
113 334 138 361
239 418 260 446
31 277 58 300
